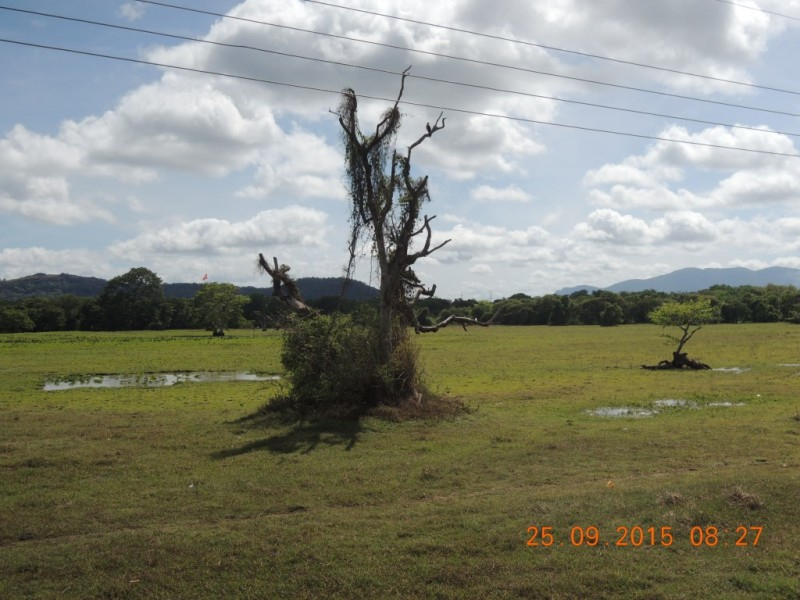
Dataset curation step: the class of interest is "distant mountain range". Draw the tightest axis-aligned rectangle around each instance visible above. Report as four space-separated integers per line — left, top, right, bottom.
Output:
4 267 799 302
555 267 800 295
0 273 379 302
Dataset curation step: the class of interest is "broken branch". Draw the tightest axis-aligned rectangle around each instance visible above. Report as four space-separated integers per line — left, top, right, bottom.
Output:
257 253 313 313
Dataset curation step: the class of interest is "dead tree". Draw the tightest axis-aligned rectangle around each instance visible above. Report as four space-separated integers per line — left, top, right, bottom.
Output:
256 72 490 406
336 68 488 367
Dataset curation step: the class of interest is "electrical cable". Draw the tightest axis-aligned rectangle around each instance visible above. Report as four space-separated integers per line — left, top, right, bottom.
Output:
1 37 797 159
710 0 800 22
3 5 799 138
304 0 800 97
133 0 800 119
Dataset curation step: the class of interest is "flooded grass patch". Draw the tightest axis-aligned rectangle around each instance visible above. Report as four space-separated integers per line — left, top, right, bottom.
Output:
586 406 657 418
43 371 280 391
588 398 746 418
653 398 697 408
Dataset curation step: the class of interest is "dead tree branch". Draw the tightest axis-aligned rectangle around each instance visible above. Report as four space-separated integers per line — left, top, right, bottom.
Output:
257 253 313 314
417 314 491 333
408 111 445 155
409 215 451 261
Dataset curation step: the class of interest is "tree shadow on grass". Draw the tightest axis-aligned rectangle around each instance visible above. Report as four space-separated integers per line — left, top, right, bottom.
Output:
211 410 364 459
211 393 470 459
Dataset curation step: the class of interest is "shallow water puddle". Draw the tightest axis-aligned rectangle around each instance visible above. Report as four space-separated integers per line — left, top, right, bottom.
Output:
588 398 744 418
43 372 280 391
587 407 657 418
653 398 698 408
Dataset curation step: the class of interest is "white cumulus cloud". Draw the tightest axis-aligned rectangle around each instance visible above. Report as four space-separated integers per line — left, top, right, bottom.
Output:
118 2 145 22
470 184 533 203
109 206 329 258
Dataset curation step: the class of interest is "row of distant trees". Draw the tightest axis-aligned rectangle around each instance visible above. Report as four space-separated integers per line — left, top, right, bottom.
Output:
0 267 355 334
422 284 800 327
1 267 799 334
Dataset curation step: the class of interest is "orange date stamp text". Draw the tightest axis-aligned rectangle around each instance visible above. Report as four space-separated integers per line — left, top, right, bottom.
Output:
526 525 763 548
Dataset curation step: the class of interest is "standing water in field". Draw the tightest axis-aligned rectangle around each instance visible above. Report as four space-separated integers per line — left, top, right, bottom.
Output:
587 398 745 418
653 399 698 408
586 407 657 418
43 372 280 391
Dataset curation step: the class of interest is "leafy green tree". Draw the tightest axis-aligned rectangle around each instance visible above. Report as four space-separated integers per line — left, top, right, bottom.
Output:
193 283 247 336
719 300 751 323
309 295 361 315
599 302 624 326
493 298 535 324
416 296 451 320
788 305 800 324
98 267 165 331
78 299 104 331
55 295 86 330
646 298 720 369
164 298 194 329
572 291 625 325
471 300 496 322
547 296 570 326
622 290 667 323
748 297 782 322
18 297 66 331
242 293 273 329
0 305 35 333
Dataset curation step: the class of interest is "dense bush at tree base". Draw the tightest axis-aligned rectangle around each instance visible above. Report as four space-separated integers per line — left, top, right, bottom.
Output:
269 314 436 419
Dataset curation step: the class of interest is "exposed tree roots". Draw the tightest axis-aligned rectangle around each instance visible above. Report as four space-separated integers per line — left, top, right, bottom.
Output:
641 352 711 370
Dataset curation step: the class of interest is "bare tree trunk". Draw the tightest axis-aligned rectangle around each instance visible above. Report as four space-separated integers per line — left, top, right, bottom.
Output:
378 292 394 364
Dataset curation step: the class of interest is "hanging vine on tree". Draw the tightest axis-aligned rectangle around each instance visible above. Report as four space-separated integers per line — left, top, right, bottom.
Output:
256 69 492 415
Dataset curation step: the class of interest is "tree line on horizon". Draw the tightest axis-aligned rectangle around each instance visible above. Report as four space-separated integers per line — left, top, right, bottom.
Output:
1 266 800 334
0 272 379 303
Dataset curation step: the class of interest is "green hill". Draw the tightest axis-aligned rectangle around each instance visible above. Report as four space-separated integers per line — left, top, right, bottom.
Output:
0 273 107 301
0 273 378 302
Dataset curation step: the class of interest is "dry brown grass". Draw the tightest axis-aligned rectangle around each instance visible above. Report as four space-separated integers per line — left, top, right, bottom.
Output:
729 485 765 510
657 491 685 506
367 393 472 422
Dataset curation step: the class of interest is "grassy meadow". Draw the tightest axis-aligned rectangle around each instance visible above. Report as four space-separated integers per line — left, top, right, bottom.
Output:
0 324 798 599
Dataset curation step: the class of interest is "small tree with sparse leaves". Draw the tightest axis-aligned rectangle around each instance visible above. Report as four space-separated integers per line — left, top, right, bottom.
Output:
643 298 720 369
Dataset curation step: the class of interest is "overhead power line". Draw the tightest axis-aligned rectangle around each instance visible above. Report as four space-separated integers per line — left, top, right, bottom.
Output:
134 0 799 119
1 38 798 160
710 0 800 22
4 5 799 138
305 0 800 97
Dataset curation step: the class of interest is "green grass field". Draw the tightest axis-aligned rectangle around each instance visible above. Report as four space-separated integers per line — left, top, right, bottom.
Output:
1 325 798 599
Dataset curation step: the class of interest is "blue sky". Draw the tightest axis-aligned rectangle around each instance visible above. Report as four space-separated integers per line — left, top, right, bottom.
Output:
2 0 800 298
